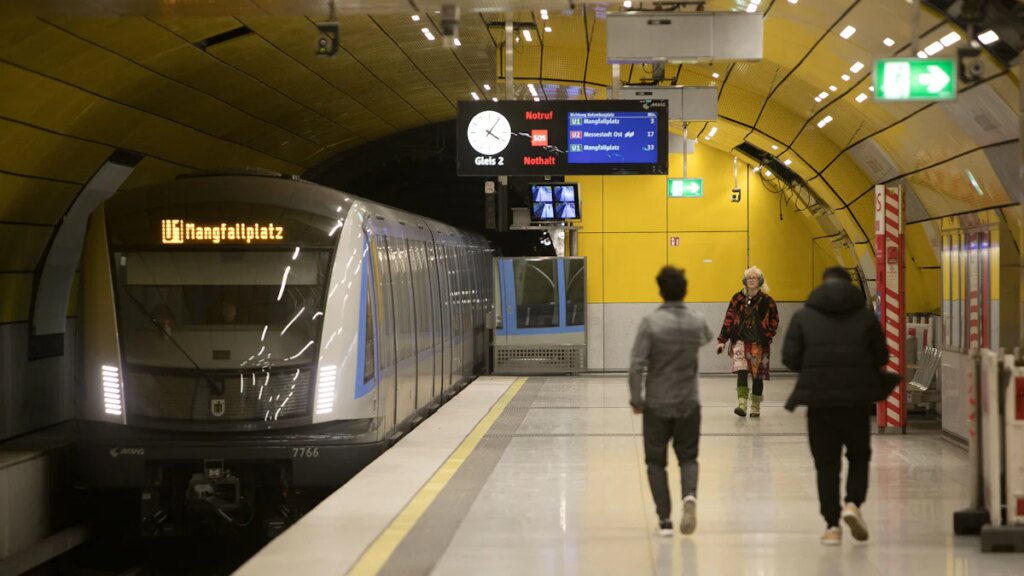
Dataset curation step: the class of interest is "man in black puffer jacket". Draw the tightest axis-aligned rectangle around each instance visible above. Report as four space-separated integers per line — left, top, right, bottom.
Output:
782 267 888 546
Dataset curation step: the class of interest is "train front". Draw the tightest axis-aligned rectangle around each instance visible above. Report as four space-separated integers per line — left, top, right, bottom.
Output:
77 175 383 536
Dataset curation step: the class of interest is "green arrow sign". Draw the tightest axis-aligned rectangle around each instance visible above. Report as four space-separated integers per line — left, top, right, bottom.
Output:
874 58 957 101
668 178 703 198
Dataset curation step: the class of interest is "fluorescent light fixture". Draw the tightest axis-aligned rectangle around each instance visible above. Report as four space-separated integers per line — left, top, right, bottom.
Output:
527 83 538 97
753 166 761 172
869 86 874 92
523 29 533 42
545 26 552 33
841 74 851 81
883 37 896 47
454 38 461 46
814 97 822 102
818 91 829 99
540 9 549 19
483 83 491 91
829 85 838 92
411 15 420 22
533 97 540 102
788 0 798 3
978 30 999 45
623 0 633 7
764 170 773 177
924 41 943 56
421 27 435 41
839 26 856 39
850 61 864 73
746 4 757 12
940 32 961 47
966 170 985 196
817 115 833 128
712 72 720 79
292 246 300 260
771 145 778 150
471 91 480 100
855 92 868 103
708 126 718 137
492 97 498 102
917 50 928 58
784 159 792 166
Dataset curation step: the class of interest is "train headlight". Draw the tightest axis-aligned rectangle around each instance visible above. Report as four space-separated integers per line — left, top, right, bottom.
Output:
316 365 337 415
101 365 123 416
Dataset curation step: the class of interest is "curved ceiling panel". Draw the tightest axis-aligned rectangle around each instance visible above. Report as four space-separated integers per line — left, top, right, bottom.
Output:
904 148 1016 218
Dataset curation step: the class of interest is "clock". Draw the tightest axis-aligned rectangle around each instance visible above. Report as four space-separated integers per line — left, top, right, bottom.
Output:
466 110 512 156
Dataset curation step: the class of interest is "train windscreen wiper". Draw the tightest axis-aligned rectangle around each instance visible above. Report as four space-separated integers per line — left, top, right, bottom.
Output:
122 287 226 396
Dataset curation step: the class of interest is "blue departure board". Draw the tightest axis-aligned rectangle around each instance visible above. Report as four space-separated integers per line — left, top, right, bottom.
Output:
567 112 660 164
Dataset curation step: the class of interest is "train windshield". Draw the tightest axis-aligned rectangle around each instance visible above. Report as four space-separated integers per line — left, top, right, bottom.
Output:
109 248 333 424
113 250 331 370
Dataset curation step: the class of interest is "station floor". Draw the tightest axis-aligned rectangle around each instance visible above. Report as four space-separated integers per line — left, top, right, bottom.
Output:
237 375 1022 576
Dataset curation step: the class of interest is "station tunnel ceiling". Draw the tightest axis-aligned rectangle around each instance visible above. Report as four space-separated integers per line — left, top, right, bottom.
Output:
0 0 1021 320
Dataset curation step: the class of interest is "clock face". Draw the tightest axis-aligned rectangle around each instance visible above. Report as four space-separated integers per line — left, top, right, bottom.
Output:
466 110 512 156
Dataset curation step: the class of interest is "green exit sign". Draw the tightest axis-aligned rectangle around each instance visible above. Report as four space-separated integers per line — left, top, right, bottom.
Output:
874 58 957 101
668 178 703 198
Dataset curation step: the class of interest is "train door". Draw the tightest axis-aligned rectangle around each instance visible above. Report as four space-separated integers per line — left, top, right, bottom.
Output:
409 240 434 411
425 239 443 400
370 231 397 435
434 239 453 395
445 244 464 386
387 236 417 425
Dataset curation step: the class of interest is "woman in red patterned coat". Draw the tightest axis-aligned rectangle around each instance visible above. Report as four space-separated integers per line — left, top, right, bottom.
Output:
716 266 780 418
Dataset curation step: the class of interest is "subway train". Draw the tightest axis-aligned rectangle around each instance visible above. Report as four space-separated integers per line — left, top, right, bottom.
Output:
76 172 493 536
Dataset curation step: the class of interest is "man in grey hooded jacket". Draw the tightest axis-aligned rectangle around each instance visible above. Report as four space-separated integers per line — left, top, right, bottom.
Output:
629 266 714 536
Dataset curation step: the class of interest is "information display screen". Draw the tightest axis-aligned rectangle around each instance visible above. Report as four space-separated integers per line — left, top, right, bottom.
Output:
531 183 580 222
457 100 668 176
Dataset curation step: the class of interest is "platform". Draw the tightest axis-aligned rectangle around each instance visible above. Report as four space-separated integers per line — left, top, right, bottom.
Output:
237 375 1021 575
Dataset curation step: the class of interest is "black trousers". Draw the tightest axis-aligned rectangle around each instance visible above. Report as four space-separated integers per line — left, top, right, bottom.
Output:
643 407 701 521
736 371 764 396
807 406 872 527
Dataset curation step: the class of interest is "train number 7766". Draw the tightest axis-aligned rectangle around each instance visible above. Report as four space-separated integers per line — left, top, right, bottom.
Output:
292 447 320 458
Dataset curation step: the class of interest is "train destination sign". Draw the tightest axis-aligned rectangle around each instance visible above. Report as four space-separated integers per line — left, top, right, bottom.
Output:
874 58 957 101
161 219 285 245
457 100 668 176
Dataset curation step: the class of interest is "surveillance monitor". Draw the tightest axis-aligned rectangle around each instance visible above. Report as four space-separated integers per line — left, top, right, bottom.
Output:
531 182 581 222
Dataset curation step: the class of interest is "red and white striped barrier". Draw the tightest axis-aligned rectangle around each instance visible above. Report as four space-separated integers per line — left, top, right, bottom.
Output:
875 185 906 430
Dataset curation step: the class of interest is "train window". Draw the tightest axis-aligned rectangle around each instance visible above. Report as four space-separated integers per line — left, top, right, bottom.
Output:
565 259 586 327
512 259 559 329
113 250 331 370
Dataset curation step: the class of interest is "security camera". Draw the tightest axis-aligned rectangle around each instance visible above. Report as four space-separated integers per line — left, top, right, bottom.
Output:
958 46 983 82
730 187 742 203
440 4 460 48
316 22 339 57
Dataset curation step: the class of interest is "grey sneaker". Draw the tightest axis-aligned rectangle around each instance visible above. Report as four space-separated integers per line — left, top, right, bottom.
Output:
842 502 869 541
680 496 697 535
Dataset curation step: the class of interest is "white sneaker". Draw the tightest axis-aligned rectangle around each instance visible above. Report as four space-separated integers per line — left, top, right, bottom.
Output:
820 526 842 546
842 502 869 541
680 496 697 535
658 518 673 537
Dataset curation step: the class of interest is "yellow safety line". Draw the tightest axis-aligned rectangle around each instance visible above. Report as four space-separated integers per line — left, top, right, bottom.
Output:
346 376 528 576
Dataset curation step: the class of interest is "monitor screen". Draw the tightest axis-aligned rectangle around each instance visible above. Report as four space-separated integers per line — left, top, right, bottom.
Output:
531 183 580 222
